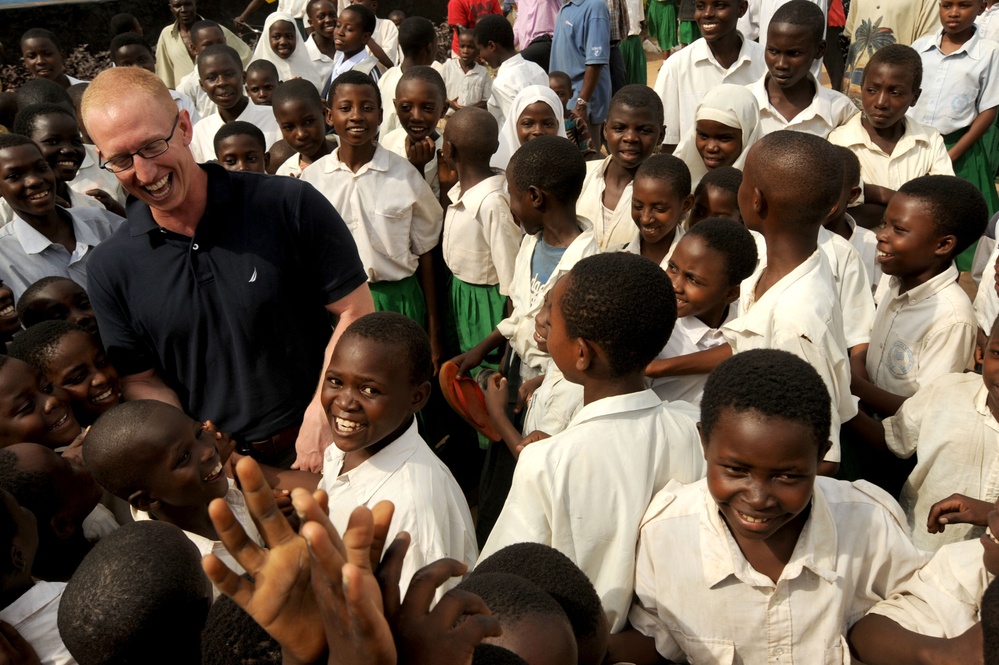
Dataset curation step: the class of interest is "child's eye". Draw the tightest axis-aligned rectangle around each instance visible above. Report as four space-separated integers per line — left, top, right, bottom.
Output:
177 451 190 466
40 381 54 395
360 386 379 396
64 372 86 386
327 376 342 387
15 400 34 417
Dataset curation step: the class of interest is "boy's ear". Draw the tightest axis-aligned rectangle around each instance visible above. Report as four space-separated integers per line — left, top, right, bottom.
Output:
750 185 766 218
361 32 372 46
818 439 832 462
909 86 922 107
976 330 987 367
575 338 595 373
263 151 271 170
527 184 545 210
9 544 26 576
325 105 336 126
737 0 749 18
724 283 740 305
411 380 432 412
680 194 694 216
814 39 827 60
934 234 957 258
848 185 862 206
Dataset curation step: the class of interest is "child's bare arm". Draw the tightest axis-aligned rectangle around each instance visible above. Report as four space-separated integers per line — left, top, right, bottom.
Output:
606 628 665 665
119 368 183 408
845 410 889 454
851 373 907 418
926 493 994 534
863 183 896 206
483 373 537 458
449 329 507 376
848 614 983 665
949 107 998 162
366 37 395 70
417 251 443 374
645 344 733 379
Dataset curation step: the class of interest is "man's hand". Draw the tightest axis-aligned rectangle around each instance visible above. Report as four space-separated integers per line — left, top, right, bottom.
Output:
927 494 994 533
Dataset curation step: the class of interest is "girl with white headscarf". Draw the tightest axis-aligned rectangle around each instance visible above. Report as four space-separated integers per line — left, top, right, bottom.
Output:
251 11 324 93
674 84 761 187
491 85 569 171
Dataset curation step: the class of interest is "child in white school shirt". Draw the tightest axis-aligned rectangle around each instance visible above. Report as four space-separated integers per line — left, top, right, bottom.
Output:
478 253 705 634
825 146 881 293
653 0 766 153
474 15 548 128
441 28 492 114
612 350 926 665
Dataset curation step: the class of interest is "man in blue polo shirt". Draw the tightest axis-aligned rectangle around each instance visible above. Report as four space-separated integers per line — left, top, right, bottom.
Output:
80 66 374 470
550 0 612 140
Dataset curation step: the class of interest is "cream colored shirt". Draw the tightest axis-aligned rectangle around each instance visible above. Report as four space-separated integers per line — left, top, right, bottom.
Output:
521 361 583 437
828 114 955 195
723 250 857 462
495 229 599 378
275 153 304 178
478 389 705 632
846 214 881 293
190 102 282 162
380 127 443 197
440 59 493 110
378 66 405 137
300 144 441 283
177 68 217 119
654 34 767 145
749 72 858 139
975 240 999 331
819 226 875 349
630 477 928 664
651 306 735 406
883 372 999 551
442 174 522 294
304 35 335 86
622 226 684 269
488 54 549 128
320 419 477 601
154 20 251 89
868 538 992 637
368 18 401 67
866 264 976 399
578 156 638 250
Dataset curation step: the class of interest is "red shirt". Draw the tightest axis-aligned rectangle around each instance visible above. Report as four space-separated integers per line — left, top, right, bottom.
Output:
448 0 503 53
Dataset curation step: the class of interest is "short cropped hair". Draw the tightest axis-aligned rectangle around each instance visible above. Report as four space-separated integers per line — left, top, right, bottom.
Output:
559 252 677 377
109 33 153 60
328 70 381 107
507 135 586 205
398 17 437 55
770 0 825 43
246 58 280 79
190 19 224 43
457 572 569 625
548 70 571 89
58 521 211 665
8 320 83 375
694 165 742 198
445 107 499 162
13 102 75 138
342 3 377 34
474 14 515 50
0 133 37 152
398 65 447 106
898 175 989 256
685 217 758 286
198 43 242 71
0 447 57 524
213 120 266 154
701 349 831 445
306 0 331 17
635 154 692 198
83 67 175 129
20 28 61 51
110 13 141 36
983 578 999 665
201 594 281 665
747 131 841 226
835 146 860 189
866 43 922 91
15 79 73 111
473 644 531 665
272 78 323 110
474 543 604 647
608 84 664 128
341 312 433 385
16 276 85 326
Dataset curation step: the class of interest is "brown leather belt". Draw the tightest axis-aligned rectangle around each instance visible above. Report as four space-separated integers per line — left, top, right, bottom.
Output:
239 423 300 458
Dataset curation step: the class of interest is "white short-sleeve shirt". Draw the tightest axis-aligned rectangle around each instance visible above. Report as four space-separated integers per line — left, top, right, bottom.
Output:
487 54 549 128
845 214 881 293
521 361 584 437
379 128 443 197
818 226 875 348
190 102 282 162
304 35 335 87
577 156 638 250
749 72 858 138
650 305 735 406
0 581 74 665
440 59 493 111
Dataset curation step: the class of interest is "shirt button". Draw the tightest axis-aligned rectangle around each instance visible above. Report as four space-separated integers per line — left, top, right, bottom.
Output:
192 243 199 250
774 647 784 656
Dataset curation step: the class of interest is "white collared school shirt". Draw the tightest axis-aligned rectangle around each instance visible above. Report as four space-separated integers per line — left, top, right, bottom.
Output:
577 155 638 250
487 54 549 128
749 72 858 139
190 102 282 162
819 226 875 349
0 581 74 665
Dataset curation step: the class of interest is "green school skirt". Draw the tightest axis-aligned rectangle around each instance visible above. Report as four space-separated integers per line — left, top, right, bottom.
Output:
678 20 701 45
646 0 678 52
945 124 999 271
619 35 648 86
449 277 506 372
369 275 427 327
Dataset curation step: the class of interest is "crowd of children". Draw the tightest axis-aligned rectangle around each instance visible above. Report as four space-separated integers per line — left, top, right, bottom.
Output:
4 0 999 662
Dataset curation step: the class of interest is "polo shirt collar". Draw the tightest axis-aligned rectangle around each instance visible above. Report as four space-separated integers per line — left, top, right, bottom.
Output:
126 163 230 238
449 173 506 215
325 144 392 176
886 263 959 305
700 478 838 589
569 388 662 427
725 250 824 336
12 208 101 255
924 27 984 59
323 417 421 502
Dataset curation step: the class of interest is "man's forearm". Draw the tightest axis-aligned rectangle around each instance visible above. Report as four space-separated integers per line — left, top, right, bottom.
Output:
120 370 183 408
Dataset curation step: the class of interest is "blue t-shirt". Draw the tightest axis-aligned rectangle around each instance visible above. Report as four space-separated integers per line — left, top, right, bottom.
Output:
530 237 568 301
550 0 613 123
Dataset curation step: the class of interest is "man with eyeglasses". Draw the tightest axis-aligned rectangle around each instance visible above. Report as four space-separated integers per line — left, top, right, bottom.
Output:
80 66 374 470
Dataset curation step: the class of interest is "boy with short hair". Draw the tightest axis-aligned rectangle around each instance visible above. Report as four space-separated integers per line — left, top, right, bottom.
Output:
549 71 596 159
0 356 81 450
475 15 548 127
824 145 879 292
176 20 228 118
327 3 381 88
17 276 97 338
190 44 283 162
305 0 338 84
213 120 270 173
441 27 492 114
354 0 401 68
19 29 83 90
479 251 704 633
378 17 440 136
749 0 856 138
617 349 926 663
380 67 448 196
271 79 334 177
687 165 743 226
828 44 954 229
654 0 766 153
851 175 984 418
722 131 856 475
244 59 281 106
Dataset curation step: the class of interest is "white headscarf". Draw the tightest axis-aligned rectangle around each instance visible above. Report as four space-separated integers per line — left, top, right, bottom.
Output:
673 84 761 187
491 85 569 171
251 11 324 93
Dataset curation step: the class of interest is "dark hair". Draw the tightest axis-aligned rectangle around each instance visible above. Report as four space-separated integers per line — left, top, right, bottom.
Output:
20 28 61 51
473 543 604 646
457 572 569 625
12 102 76 139
8 320 87 376
560 252 677 376
608 84 664 129
306 0 335 17
0 92 17 132
341 312 433 385
66 82 88 110
635 154 692 198
190 19 225 43
198 43 242 72
474 14 515 50
213 120 267 154
328 69 381 107
271 78 323 110
0 133 37 152
548 70 572 89
507 135 586 205
473 644 531 665
201 594 282 665
17 277 88 327
246 59 280 79
694 165 742 198
769 0 825 43
0 449 57 532
110 13 142 36
700 349 831 445
15 79 73 111
342 3 377 34
0 490 19 579
398 65 447 106
866 43 922 91
898 175 989 256
58 521 211 665
445 107 499 162
835 145 860 189
109 33 153 61
684 217 758 286
398 17 437 56
747 131 841 226
984 577 999 665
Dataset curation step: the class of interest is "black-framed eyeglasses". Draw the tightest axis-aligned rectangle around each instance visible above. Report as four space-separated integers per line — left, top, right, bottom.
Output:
99 114 180 173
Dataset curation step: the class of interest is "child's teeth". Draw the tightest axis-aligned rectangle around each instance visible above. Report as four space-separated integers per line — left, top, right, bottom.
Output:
335 416 363 431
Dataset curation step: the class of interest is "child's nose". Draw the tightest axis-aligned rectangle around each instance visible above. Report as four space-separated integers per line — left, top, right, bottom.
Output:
42 394 58 414
91 370 109 387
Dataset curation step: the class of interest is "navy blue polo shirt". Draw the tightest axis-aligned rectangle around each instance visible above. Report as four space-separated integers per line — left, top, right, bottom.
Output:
86 164 367 441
